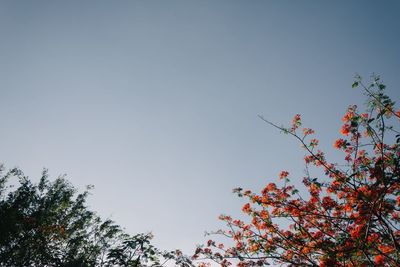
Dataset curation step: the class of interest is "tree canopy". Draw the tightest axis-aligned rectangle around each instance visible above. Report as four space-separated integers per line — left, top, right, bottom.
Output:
0 167 192 267
193 75 400 266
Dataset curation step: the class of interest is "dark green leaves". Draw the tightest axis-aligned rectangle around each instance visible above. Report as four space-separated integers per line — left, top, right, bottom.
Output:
0 167 193 267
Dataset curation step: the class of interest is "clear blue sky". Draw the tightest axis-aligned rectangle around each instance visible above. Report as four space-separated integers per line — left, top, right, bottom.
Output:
1 0 399 256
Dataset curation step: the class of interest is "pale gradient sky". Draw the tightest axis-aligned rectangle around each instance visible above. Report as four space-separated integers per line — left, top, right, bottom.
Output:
0 0 399 257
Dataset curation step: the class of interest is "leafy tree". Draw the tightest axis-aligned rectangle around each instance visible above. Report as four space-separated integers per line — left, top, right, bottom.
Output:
0 167 192 267
193 75 400 266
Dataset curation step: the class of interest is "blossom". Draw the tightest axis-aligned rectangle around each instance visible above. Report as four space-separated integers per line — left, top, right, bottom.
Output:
340 124 350 136
279 171 289 180
374 255 385 265
291 114 301 130
342 111 354 122
350 225 364 239
242 203 251 214
309 138 319 147
265 183 276 191
333 139 345 149
259 210 269 220
302 128 315 136
378 244 394 254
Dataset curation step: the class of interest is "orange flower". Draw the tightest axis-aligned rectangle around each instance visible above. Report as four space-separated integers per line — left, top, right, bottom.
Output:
376 143 385 151
374 255 385 265
259 210 269 220
301 246 311 254
340 124 350 136
249 243 260 252
252 195 261 203
303 128 315 136
310 138 319 147
350 225 364 239
291 114 301 130
265 183 276 191
342 110 355 122
342 106 357 122
279 171 289 180
293 114 301 123
367 233 379 243
333 139 345 149
344 203 353 212
379 244 394 254
242 203 251 214
337 191 345 199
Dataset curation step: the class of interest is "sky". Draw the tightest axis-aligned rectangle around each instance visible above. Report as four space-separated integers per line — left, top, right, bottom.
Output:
0 0 399 258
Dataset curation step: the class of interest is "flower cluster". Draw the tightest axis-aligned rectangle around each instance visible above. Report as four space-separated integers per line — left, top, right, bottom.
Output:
193 76 400 266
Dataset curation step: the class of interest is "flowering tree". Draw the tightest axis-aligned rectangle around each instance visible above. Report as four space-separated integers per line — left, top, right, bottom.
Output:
193 75 400 266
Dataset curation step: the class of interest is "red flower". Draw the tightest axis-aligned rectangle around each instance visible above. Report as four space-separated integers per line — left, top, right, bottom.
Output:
379 244 394 254
333 139 345 149
374 255 385 265
264 183 276 191
291 114 301 130
340 124 350 136
309 138 319 147
279 171 289 180
302 128 315 136
242 203 251 214
342 112 354 122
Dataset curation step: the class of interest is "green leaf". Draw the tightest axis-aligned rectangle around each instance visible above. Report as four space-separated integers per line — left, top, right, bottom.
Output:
352 81 359 88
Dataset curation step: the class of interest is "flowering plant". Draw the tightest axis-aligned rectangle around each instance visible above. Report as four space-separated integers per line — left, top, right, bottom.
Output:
193 75 400 266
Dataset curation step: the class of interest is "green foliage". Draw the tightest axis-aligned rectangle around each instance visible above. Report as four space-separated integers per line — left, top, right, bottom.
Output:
0 166 192 267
